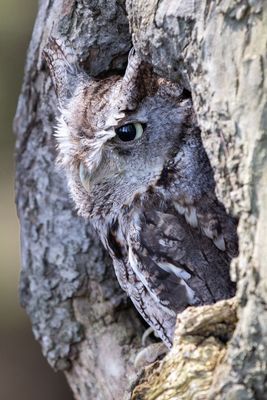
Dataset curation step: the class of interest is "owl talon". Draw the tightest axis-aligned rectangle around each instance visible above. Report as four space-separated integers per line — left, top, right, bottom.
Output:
141 326 155 347
134 342 168 370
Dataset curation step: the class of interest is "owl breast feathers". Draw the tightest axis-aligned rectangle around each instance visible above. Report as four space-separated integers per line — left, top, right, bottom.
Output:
44 41 238 346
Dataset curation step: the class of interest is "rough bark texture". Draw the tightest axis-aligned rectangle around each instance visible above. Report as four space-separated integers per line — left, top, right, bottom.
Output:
15 0 267 399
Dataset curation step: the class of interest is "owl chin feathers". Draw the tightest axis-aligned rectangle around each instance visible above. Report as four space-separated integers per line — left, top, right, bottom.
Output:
44 39 238 346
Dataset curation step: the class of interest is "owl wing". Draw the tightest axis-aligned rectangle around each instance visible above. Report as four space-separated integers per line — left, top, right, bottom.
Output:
105 198 236 346
105 217 177 347
127 207 236 317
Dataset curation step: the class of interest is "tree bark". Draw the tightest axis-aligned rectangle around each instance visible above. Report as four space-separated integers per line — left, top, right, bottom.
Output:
15 0 267 399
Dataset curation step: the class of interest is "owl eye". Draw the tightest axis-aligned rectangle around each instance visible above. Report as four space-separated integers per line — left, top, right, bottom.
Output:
115 123 144 142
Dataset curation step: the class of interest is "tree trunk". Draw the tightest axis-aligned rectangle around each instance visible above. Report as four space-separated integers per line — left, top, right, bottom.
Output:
15 0 267 399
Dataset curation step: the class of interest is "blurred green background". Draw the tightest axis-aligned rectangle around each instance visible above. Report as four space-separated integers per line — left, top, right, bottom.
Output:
0 1 73 398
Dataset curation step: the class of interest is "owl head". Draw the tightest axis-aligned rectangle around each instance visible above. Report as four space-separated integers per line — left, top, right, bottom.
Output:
44 40 195 221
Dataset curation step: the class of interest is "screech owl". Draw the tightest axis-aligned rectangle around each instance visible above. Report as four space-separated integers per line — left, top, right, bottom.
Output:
43 39 238 347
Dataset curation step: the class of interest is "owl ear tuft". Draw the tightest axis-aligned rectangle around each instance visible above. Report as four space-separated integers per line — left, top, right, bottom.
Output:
43 37 84 106
118 48 158 112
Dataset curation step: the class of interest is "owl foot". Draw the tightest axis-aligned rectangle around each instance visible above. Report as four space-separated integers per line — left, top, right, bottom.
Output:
141 326 155 346
134 342 168 370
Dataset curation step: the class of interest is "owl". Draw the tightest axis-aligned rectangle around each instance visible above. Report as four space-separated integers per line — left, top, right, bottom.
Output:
43 39 238 348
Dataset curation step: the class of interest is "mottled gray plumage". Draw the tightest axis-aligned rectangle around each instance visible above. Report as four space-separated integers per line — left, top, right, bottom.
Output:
43 39 238 347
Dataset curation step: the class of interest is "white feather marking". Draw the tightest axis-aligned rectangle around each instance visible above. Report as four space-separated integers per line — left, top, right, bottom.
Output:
175 203 198 228
203 227 214 239
185 207 198 228
128 247 175 317
159 238 168 247
213 235 226 251
128 247 150 289
54 109 76 167
179 280 198 305
158 262 191 280
174 203 186 215
105 110 126 127
202 226 226 251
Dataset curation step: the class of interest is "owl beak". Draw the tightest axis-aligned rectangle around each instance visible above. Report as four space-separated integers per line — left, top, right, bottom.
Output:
79 162 90 192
